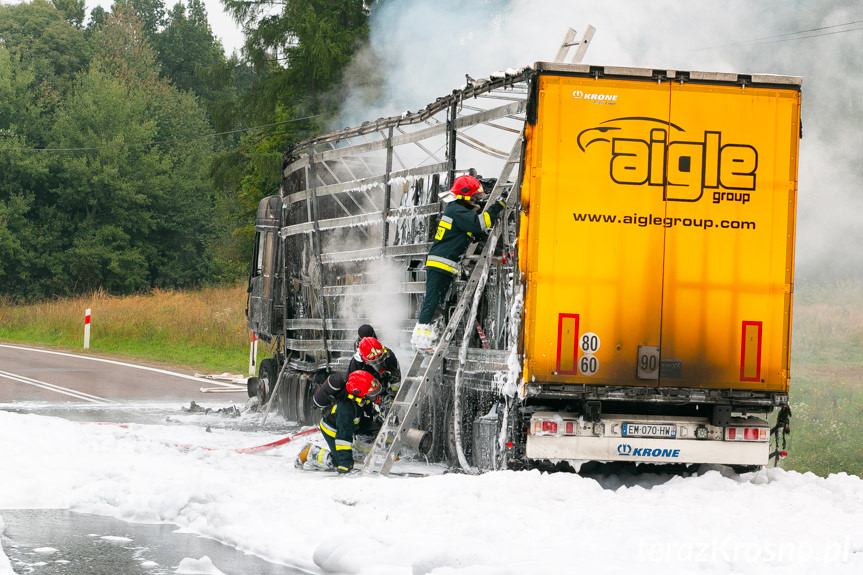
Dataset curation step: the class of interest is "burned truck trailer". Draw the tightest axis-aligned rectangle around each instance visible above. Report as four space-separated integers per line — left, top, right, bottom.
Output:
246 62 801 473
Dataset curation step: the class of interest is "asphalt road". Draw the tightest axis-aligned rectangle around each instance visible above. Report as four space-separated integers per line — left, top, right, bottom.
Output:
0 343 247 405
0 345 306 574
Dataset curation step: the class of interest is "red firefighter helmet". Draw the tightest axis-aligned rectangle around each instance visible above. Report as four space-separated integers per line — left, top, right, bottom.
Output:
358 337 386 369
450 174 482 201
345 370 382 402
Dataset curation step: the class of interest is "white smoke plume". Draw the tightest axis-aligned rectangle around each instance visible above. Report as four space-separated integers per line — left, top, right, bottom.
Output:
335 0 863 280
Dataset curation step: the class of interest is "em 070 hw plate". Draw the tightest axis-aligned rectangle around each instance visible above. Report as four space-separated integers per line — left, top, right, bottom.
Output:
621 423 677 438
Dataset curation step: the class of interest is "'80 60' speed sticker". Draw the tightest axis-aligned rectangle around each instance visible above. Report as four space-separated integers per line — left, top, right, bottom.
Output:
579 332 600 376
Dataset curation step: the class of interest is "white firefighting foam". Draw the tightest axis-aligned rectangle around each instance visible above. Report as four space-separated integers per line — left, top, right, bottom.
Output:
0 408 861 574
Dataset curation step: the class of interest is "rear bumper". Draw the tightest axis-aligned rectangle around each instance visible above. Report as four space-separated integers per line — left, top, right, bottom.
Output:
526 434 768 466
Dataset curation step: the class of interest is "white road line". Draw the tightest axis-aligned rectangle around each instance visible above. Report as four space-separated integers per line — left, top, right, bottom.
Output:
0 369 119 404
0 344 240 387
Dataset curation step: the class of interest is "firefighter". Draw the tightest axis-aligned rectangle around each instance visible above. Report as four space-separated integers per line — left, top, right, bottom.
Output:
348 335 402 396
353 324 377 350
296 370 382 473
411 174 506 352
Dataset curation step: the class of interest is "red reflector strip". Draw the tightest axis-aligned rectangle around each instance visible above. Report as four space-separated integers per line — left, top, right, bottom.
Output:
556 313 579 375
740 321 763 382
565 421 574 435
727 427 736 440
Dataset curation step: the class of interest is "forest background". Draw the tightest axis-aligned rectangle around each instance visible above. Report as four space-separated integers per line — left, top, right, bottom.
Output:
0 0 369 299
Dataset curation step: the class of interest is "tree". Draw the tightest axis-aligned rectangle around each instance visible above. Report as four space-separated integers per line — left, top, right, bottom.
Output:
0 46 50 297
214 0 370 275
41 4 218 294
86 5 108 31
153 0 242 134
0 0 90 141
51 0 85 28
124 0 167 40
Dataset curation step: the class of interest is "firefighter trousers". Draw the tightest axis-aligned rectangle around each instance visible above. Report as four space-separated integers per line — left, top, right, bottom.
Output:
418 268 453 324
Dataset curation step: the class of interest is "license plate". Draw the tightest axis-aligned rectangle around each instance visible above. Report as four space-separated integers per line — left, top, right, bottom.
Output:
622 423 677 438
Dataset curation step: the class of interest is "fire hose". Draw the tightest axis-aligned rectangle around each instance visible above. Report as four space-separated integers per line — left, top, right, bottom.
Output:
82 421 319 454
179 427 319 454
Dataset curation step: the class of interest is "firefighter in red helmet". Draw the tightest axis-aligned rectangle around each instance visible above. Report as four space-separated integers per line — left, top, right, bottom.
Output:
348 335 402 397
411 173 505 352
296 370 382 473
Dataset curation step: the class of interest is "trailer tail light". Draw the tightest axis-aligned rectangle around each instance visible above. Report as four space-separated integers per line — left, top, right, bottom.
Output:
725 427 768 441
532 419 559 435
531 417 579 436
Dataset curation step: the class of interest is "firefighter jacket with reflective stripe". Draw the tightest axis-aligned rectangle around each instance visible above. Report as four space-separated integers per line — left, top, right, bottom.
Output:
347 348 402 392
426 199 504 276
319 397 364 471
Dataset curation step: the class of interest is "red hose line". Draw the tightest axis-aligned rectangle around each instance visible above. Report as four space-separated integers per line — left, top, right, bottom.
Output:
81 421 320 454
233 427 319 454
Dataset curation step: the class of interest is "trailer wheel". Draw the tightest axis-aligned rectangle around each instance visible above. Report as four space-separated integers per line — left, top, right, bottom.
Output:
257 358 278 404
246 376 258 398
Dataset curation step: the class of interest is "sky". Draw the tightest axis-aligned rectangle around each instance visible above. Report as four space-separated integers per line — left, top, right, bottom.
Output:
1 405 862 574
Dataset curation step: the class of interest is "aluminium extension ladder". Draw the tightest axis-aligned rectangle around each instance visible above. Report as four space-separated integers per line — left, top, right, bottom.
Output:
361 142 522 475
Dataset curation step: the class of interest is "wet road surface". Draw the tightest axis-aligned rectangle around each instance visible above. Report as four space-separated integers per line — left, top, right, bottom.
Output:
0 344 308 575
0 343 246 405
2 510 305 575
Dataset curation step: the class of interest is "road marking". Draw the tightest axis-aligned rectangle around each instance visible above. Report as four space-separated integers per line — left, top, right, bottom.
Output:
0 344 240 388
0 369 119 404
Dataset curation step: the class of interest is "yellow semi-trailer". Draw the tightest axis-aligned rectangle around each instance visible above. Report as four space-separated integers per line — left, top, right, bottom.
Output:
246 61 800 473
519 64 801 468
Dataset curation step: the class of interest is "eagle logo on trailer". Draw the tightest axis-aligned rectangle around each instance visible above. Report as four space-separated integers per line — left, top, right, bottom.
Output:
575 117 757 204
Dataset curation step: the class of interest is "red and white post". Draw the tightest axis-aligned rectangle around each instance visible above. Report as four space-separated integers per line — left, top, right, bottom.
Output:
84 308 91 349
249 331 258 375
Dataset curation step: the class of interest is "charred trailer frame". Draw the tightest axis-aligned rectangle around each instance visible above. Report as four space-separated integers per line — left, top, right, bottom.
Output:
245 68 530 468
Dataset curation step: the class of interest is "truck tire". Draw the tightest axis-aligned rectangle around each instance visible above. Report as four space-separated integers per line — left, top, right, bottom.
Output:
257 358 278 405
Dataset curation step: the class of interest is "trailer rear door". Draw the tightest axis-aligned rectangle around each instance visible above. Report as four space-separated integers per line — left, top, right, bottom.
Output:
519 67 800 393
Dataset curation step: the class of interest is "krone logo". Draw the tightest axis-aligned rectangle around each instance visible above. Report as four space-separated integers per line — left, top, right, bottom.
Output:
573 90 618 103
617 443 633 455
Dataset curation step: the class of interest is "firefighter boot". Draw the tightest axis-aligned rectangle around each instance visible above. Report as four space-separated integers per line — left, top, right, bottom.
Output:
411 323 438 354
302 444 335 471
294 444 311 469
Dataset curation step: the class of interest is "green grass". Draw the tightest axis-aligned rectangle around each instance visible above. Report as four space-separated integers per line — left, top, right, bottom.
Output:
780 279 863 477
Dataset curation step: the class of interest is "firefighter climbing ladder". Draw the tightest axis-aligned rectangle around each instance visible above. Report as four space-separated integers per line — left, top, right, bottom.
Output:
361 143 522 476
362 27 596 474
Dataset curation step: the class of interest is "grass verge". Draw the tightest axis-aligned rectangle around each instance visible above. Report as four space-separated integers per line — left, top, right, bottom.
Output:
0 285 255 374
781 279 863 477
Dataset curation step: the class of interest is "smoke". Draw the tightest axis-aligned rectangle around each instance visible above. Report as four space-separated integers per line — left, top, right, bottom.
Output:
335 0 863 280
